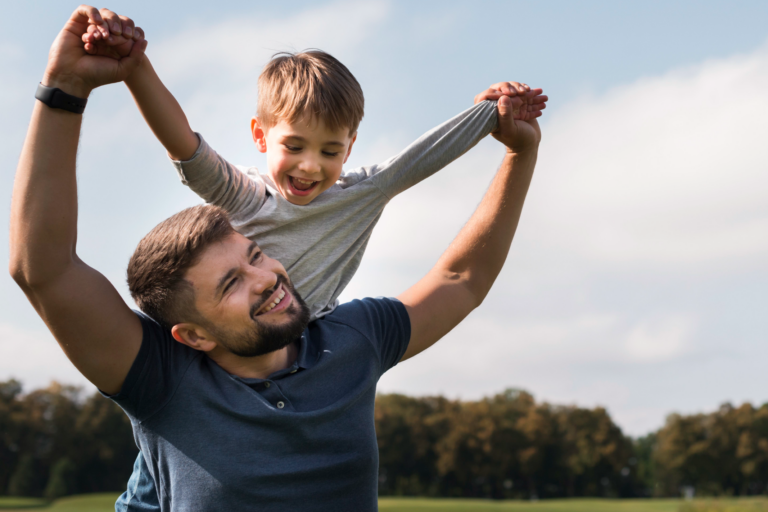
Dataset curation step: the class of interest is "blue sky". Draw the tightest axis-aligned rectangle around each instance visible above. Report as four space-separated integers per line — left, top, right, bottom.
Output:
1 1 767 436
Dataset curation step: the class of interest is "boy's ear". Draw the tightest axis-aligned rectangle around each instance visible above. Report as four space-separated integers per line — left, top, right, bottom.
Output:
251 117 268 153
343 132 357 164
171 323 218 353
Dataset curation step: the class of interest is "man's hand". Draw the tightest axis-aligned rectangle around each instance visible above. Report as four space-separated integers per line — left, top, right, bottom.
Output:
474 81 546 154
493 94 542 154
43 5 147 98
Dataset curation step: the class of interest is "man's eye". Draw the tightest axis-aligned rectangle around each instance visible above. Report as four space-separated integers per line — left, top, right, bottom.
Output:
251 252 262 264
224 278 237 293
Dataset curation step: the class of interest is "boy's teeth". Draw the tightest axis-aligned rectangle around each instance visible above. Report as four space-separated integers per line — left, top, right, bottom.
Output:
291 177 316 191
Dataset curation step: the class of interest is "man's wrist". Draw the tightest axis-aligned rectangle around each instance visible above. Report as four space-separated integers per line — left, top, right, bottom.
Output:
41 72 92 100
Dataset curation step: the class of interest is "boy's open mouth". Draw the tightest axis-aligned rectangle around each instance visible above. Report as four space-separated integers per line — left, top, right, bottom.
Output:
288 176 319 196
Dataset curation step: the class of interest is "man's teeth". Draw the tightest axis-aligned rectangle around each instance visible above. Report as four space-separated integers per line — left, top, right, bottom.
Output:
261 289 287 314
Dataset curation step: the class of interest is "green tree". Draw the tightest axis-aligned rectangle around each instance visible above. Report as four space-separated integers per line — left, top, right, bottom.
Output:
44 457 77 500
7 454 37 496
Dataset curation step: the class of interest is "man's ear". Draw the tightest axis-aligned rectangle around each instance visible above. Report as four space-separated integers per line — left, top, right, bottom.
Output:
343 132 357 164
171 323 218 353
251 117 268 153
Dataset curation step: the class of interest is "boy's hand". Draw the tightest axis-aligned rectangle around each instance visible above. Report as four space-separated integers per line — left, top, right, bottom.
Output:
81 8 144 60
475 81 548 121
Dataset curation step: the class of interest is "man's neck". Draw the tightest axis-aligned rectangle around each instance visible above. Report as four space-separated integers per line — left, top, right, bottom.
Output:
209 341 299 380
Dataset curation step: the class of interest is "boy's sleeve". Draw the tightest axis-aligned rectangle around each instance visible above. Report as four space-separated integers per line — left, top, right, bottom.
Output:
340 100 498 197
171 134 268 220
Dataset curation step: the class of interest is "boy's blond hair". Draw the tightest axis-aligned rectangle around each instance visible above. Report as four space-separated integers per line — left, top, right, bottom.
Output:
257 50 364 135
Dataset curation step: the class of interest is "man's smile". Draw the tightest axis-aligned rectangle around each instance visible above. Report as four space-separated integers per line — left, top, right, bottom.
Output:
254 283 292 316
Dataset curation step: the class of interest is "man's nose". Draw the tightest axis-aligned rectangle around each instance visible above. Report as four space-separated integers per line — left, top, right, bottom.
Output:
247 266 277 295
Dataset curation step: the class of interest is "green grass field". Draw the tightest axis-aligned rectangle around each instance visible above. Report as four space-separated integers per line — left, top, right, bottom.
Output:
1 495 767 512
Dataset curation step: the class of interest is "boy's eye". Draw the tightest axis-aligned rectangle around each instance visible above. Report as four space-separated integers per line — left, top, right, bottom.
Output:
323 151 341 157
284 145 301 152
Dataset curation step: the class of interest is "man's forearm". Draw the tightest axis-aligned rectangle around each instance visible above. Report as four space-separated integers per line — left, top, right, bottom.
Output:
125 57 199 161
435 148 537 303
10 100 83 287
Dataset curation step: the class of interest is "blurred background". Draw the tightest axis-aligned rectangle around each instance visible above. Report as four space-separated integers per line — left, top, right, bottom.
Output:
0 0 766 450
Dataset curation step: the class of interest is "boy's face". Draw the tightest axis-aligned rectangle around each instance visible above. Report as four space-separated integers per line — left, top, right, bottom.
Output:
251 115 357 205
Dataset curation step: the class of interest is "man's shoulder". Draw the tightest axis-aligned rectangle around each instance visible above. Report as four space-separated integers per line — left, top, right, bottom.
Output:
316 298 410 346
321 297 405 325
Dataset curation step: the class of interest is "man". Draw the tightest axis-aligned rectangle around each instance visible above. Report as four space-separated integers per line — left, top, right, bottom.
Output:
9 7 541 511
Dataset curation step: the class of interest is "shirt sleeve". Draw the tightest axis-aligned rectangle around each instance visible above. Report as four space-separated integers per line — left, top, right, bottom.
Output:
338 100 498 197
171 134 268 221
335 297 411 374
105 312 200 422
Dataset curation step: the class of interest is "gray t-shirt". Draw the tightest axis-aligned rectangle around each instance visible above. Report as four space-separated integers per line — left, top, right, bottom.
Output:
110 297 410 511
172 100 498 319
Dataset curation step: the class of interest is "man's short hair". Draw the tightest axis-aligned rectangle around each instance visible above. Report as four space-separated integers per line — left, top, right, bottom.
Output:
257 50 364 135
127 205 234 329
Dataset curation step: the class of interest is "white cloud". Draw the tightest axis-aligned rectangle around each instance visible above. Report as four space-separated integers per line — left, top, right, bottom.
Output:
524 43 768 271
624 316 694 363
152 0 390 84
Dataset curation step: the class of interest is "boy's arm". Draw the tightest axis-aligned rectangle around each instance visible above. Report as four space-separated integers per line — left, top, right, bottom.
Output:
348 84 545 198
82 14 197 160
83 15 267 218
124 57 199 161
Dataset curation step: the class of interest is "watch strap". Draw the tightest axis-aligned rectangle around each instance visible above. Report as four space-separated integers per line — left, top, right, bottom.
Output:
35 83 88 114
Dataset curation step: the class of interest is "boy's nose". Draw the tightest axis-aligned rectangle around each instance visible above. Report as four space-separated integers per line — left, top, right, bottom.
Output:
298 156 322 175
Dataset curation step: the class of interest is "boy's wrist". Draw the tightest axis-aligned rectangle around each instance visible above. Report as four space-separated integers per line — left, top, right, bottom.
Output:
124 55 151 86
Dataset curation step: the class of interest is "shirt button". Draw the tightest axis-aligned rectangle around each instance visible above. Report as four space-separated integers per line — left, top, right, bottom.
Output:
277 401 285 409
264 382 271 388
290 369 298 374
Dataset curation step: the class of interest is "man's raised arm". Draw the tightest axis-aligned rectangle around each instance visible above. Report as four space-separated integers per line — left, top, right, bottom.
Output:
8 6 147 394
398 86 542 361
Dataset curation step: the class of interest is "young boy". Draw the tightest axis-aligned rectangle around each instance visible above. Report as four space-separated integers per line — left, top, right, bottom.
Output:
81 11 546 511
83 21 546 323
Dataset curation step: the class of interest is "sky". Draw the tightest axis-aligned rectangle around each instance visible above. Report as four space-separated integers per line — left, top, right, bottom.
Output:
1 0 766 436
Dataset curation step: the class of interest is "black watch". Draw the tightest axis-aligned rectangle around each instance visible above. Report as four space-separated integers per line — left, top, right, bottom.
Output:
35 83 88 114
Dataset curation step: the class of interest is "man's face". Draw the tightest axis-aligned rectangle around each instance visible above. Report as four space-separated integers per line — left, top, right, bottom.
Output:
184 233 310 357
254 114 357 206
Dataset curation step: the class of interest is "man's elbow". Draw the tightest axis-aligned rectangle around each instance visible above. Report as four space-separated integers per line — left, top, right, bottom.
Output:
8 251 71 292
9 256 35 292
464 275 496 310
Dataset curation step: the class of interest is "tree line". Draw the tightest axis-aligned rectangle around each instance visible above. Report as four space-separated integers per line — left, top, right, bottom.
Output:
1 379 767 499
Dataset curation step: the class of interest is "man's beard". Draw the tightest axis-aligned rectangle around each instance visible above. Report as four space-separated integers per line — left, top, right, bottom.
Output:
207 275 310 358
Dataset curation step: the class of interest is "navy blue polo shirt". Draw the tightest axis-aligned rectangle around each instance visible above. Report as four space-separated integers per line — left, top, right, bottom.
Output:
109 297 410 512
